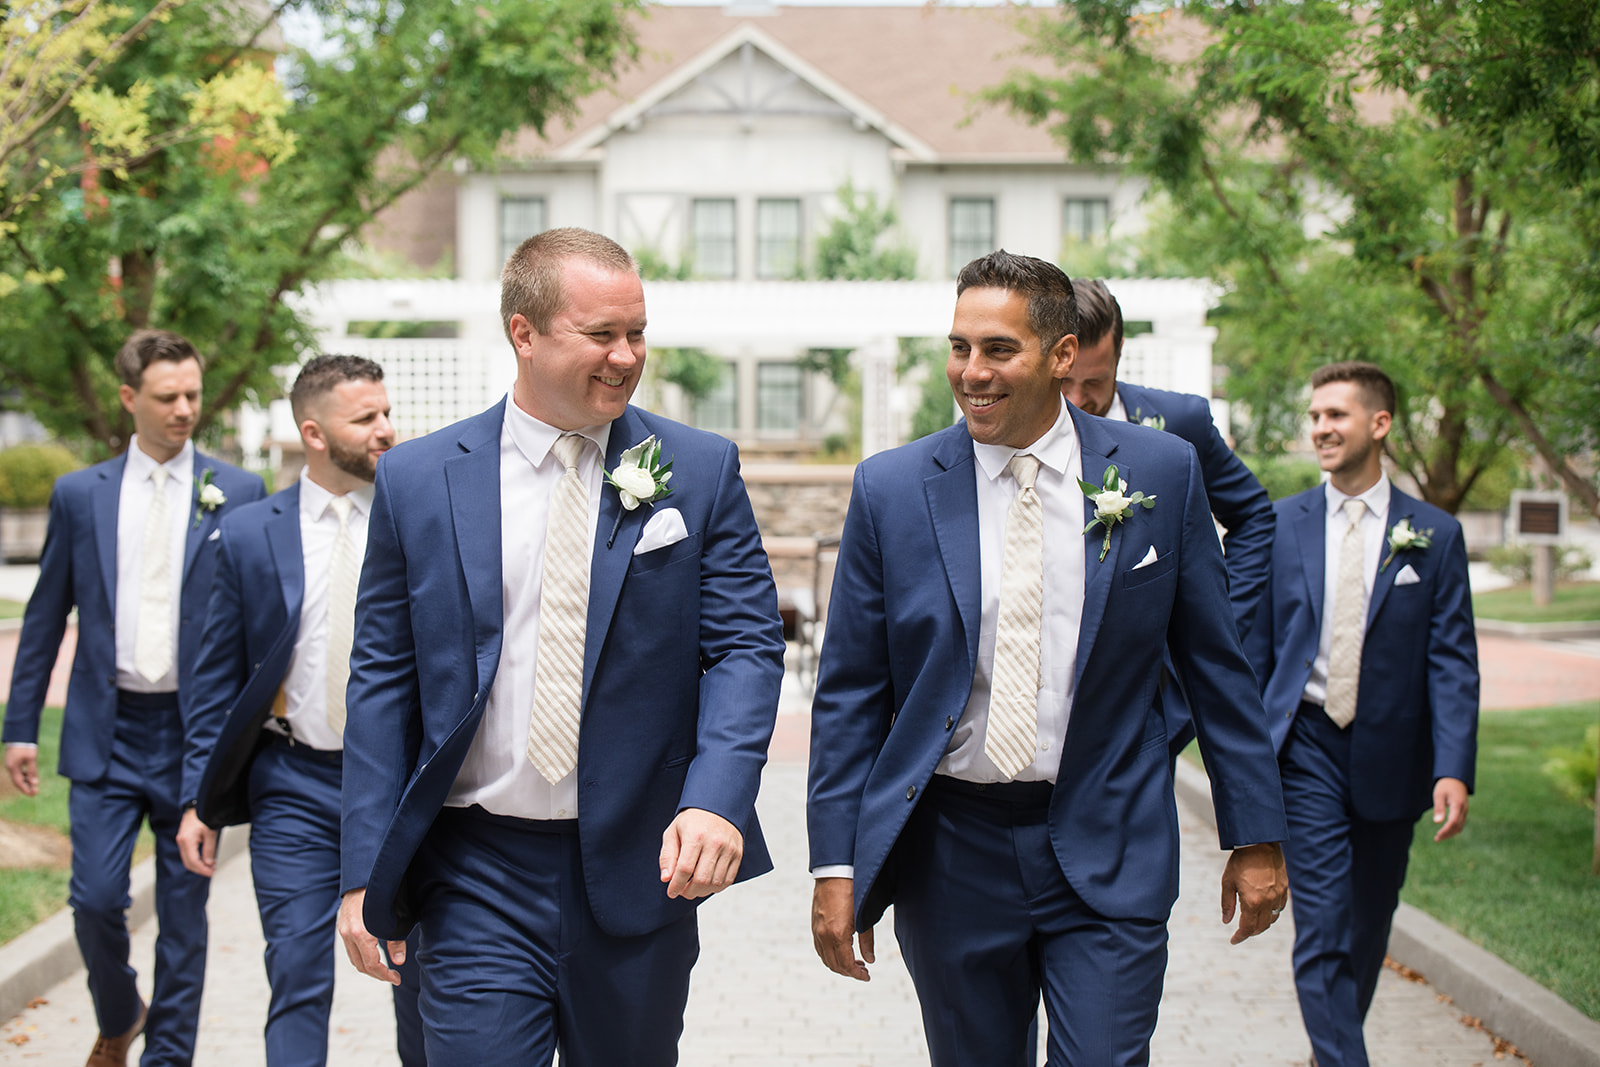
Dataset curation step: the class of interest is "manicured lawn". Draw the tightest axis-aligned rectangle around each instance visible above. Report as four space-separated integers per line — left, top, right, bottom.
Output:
0 599 24 620
1401 702 1600 1020
1472 581 1600 623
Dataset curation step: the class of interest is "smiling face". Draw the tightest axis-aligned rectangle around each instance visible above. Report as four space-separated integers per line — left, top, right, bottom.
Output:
120 358 202 463
1308 380 1390 495
510 257 647 430
947 286 1075 449
1060 330 1118 416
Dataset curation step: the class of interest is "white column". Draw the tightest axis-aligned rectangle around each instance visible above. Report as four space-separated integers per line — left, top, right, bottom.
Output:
859 335 899 459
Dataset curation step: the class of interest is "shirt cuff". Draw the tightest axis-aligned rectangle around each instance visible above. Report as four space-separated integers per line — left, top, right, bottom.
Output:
4 742 39 751
811 864 854 880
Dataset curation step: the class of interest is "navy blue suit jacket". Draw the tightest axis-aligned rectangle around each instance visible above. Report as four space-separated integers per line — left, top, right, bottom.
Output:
806 408 1288 929
1256 483 1478 820
1116 383 1273 641
184 484 306 828
340 401 787 941
3 452 265 782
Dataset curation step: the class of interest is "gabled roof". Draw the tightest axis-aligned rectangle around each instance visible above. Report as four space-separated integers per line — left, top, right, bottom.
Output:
505 3 1067 164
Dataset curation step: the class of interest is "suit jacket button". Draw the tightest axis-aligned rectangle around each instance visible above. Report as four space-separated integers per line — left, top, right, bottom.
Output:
906 785 917 801
944 716 954 730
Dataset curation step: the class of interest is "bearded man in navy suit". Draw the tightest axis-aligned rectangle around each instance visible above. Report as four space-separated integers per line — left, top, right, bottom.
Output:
4 329 265 1067
335 228 786 1065
1060 279 1273 761
1255 362 1477 1067
807 252 1289 1066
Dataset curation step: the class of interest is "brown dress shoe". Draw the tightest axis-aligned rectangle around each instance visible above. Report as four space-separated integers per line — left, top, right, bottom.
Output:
85 1000 146 1067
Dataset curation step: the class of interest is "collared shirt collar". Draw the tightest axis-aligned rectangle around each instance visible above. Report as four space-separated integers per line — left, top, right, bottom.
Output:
298 469 375 521
503 392 611 470
1106 389 1128 423
1325 472 1391 522
972 401 1077 483
125 436 194 484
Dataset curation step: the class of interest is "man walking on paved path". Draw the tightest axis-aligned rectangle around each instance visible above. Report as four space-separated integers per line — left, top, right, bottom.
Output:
1059 279 1275 761
336 228 786 1065
175 356 424 1066
1253 361 1478 1067
807 251 1290 1066
2 329 265 1067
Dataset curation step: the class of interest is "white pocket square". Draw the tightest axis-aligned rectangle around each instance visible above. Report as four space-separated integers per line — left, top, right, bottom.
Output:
1132 546 1159 570
207 528 221 542
1394 563 1420 586
633 507 688 555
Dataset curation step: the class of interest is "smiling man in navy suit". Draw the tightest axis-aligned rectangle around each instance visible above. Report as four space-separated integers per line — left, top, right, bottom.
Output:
1255 362 1477 1067
334 228 785 1065
175 355 424 1066
807 252 1289 1066
1060 280 1274 762
3 330 264 1067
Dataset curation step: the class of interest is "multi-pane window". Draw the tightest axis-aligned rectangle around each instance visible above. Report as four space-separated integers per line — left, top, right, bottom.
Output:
756 362 805 432
948 197 995 274
756 198 803 279
1063 198 1110 241
691 198 738 279
691 361 739 433
499 197 547 267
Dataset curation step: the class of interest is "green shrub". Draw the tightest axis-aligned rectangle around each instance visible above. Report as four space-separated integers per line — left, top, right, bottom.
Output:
1485 543 1595 583
1543 724 1599 807
1241 454 1324 501
0 444 81 509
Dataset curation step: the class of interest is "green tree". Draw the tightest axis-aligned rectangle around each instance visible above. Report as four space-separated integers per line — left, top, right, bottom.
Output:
988 0 1600 517
2 0 639 453
811 179 917 282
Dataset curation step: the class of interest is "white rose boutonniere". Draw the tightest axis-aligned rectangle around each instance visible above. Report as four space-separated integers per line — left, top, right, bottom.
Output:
1134 409 1166 432
606 434 673 511
1380 518 1433 572
1078 463 1155 561
193 470 226 528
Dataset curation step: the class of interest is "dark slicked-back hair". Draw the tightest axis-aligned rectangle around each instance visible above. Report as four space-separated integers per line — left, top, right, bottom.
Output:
114 329 204 389
290 354 385 423
1072 278 1124 357
1311 361 1397 417
500 227 637 343
955 250 1079 359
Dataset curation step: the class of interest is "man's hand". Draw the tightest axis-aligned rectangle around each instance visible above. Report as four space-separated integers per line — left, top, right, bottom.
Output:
337 889 405 985
1220 841 1289 945
659 807 744 900
811 877 874 981
1432 777 1469 842
175 808 219 877
5 746 39 797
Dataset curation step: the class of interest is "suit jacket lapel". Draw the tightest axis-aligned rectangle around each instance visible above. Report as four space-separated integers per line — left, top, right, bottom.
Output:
1366 493 1411 629
444 403 506 688
1296 487 1328 627
183 454 214 580
924 429 982 672
1073 409 1122 681
92 456 125 613
583 408 650 705
264 486 305 624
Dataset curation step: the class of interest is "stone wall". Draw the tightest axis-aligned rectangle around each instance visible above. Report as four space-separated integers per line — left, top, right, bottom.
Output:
743 463 855 609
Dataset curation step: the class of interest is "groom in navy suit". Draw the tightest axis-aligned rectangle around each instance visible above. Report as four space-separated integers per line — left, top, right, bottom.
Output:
335 228 786 1065
1254 362 1477 1067
1059 279 1274 761
3 329 264 1067
176 355 424 1065
807 252 1289 1066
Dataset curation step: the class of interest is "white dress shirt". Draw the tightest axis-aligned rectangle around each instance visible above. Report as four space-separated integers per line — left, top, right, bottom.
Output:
272 472 373 751
445 393 610 820
938 401 1086 783
1302 475 1390 707
1105 390 1129 423
114 438 194 693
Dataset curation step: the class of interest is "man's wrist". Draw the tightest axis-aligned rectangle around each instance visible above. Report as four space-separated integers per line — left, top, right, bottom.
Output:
4 742 39 751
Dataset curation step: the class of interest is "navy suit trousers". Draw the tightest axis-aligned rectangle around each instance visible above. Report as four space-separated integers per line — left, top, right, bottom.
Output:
247 739 424 1067
410 807 699 1066
68 692 208 1066
893 778 1168 1067
1280 706 1416 1067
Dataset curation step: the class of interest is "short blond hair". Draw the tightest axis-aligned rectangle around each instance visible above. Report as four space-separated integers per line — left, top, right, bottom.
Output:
500 228 637 342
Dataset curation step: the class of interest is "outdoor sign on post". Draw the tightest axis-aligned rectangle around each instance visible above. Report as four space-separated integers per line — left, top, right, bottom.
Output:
1510 490 1567 606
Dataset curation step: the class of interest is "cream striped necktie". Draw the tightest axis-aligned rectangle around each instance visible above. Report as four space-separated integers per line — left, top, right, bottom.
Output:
133 466 174 684
1324 499 1367 729
985 453 1044 779
325 495 358 737
527 434 591 784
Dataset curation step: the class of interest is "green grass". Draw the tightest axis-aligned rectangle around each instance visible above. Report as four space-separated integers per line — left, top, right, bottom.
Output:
1402 702 1600 1020
1472 581 1600 623
0 599 24 620
0 869 71 944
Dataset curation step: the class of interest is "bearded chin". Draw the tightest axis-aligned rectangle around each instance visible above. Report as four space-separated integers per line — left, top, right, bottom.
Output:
330 441 377 483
